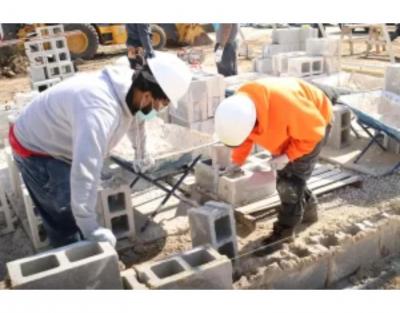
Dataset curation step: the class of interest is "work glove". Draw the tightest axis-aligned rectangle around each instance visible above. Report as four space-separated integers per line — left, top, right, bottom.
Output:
88 227 117 248
215 47 223 63
132 156 156 173
222 163 243 176
269 154 290 171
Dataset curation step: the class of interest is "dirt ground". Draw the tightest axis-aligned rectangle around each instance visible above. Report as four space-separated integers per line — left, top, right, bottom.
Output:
0 26 400 287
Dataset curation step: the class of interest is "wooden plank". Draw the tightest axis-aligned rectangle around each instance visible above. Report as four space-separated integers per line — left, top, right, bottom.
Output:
238 171 355 215
238 169 352 215
252 175 362 221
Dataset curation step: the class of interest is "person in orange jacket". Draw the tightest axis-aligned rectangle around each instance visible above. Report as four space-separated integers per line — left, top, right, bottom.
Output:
215 77 333 255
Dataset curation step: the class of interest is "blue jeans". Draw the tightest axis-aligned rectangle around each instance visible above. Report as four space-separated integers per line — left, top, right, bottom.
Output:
13 154 81 248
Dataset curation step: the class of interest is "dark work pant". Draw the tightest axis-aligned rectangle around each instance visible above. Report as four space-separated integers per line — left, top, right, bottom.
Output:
276 125 331 228
217 42 238 77
13 154 81 248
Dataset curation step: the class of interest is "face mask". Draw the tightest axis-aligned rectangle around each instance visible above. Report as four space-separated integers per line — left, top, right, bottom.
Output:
136 98 157 121
137 109 158 121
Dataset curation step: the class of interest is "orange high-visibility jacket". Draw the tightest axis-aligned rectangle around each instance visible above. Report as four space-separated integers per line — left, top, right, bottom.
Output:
232 78 333 165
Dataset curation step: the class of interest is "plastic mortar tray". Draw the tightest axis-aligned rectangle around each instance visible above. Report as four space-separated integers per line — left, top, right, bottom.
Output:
310 71 384 94
338 90 400 139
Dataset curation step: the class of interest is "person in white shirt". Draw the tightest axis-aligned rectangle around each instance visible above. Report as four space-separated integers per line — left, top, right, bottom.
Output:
9 52 192 248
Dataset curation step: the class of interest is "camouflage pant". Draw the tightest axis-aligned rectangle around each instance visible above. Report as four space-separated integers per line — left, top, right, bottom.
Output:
276 125 331 227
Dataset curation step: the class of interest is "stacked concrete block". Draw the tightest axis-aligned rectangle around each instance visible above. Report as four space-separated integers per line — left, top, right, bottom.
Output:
382 133 400 154
306 38 340 75
326 104 352 149
327 223 381 285
272 51 307 75
253 57 275 75
134 245 232 289
0 180 14 235
262 44 293 58
21 185 49 251
6 241 122 289
218 162 276 207
384 64 400 96
287 56 324 78
210 143 231 170
96 184 135 240
170 73 225 126
194 159 218 193
188 201 238 260
306 38 340 56
4 146 23 197
24 25 74 92
300 27 318 50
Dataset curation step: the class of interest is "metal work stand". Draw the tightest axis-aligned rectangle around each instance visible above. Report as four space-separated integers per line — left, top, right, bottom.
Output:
353 120 400 175
110 154 202 232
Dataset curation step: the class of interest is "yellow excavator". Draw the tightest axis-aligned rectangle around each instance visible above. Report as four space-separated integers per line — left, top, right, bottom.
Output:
65 23 212 59
0 23 213 60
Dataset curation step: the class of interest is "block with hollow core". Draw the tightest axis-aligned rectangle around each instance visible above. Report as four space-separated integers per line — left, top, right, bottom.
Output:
134 245 233 289
21 186 49 251
326 104 352 149
217 165 276 207
188 201 238 259
97 184 135 240
6 241 122 289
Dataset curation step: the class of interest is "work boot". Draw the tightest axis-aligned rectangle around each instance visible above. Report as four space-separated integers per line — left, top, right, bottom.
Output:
253 222 295 257
302 191 319 224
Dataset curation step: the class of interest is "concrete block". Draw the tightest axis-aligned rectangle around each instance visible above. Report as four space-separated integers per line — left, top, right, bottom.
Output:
300 27 318 49
0 180 14 235
5 146 22 196
188 201 238 259
384 64 400 96
32 78 61 92
265 252 330 289
253 57 274 74
382 133 400 154
306 38 340 56
262 44 293 58
29 66 47 82
21 185 49 251
194 159 219 193
324 56 341 74
327 226 381 285
46 61 74 79
287 56 324 77
326 104 352 149
217 165 276 207
36 25 64 38
287 57 312 77
121 268 148 289
97 184 135 240
211 143 231 170
134 245 233 289
7 241 122 289
171 79 208 123
272 51 307 75
169 114 215 135
375 216 400 257
272 28 301 45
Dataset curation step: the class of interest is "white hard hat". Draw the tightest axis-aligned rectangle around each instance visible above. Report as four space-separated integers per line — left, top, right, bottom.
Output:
147 51 192 107
214 94 256 147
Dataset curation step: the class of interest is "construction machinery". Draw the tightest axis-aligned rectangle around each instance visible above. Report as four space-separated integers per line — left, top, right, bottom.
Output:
0 23 212 60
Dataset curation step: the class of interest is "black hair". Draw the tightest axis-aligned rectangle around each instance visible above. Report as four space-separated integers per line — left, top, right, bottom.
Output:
130 64 168 101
